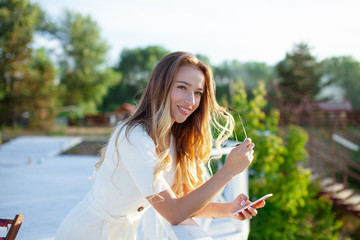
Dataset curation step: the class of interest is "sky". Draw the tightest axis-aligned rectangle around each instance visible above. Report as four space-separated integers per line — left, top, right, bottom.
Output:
31 0 360 66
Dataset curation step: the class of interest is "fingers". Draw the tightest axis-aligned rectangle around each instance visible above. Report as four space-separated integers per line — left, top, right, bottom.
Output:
226 138 255 175
253 200 266 209
237 138 254 150
234 207 258 220
247 207 258 216
233 212 245 220
241 141 255 158
246 149 254 162
233 193 264 221
239 193 249 204
234 139 254 157
241 145 254 165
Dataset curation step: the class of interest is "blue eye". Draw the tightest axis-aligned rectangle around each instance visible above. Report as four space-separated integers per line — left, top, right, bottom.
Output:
178 85 186 90
195 91 203 96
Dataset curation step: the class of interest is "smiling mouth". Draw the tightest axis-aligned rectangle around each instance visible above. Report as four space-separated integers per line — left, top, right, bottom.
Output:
178 106 191 115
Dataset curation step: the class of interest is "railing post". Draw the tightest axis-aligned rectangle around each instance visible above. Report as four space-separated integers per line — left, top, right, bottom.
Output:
343 173 348 188
331 136 336 181
223 169 250 239
343 143 349 188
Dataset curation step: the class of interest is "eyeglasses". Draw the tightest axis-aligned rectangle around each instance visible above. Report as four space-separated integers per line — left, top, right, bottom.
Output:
227 107 248 146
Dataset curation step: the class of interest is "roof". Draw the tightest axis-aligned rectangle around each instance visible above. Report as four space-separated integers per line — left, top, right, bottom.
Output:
317 100 352 111
114 103 136 113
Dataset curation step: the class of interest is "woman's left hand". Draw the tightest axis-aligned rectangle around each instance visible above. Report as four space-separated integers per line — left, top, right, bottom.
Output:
230 193 266 220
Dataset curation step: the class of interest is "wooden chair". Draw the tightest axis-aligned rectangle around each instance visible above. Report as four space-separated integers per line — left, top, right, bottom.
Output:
0 214 24 240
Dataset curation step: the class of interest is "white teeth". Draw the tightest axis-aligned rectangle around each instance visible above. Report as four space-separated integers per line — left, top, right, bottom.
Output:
178 106 190 113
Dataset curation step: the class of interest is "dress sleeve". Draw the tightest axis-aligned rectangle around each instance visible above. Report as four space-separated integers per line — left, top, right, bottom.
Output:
114 125 171 197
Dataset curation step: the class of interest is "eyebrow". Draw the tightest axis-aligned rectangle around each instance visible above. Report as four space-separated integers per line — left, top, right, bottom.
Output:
176 80 203 91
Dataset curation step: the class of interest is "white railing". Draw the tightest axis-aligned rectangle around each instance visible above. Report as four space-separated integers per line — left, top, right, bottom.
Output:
139 144 249 239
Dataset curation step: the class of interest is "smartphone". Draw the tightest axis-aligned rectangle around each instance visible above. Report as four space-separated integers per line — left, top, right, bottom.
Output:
232 193 273 216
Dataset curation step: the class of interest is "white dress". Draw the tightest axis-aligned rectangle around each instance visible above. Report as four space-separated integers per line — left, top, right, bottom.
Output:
55 124 176 240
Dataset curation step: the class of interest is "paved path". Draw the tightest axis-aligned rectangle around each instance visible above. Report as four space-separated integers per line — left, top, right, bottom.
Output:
0 136 82 166
0 136 94 240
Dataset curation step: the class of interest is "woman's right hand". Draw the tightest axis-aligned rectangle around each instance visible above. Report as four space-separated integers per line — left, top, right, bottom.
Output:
223 138 255 177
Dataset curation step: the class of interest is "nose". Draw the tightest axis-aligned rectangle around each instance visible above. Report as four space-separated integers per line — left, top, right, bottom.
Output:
184 92 196 106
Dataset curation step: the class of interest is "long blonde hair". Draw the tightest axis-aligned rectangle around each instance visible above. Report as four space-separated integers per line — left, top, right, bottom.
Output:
95 52 234 197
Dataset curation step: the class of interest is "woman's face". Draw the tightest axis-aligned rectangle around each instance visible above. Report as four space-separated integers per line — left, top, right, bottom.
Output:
170 65 205 124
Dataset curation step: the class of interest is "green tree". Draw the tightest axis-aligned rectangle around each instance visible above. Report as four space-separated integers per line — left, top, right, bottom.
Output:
276 42 322 104
0 0 41 126
57 10 120 116
20 49 59 128
213 60 274 105
321 56 360 110
100 46 169 112
230 80 341 239
195 53 211 66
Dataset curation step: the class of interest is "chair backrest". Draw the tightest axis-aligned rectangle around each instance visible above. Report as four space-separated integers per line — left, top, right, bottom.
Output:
0 214 24 240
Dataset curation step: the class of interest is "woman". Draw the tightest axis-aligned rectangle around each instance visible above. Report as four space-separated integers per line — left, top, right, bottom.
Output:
55 52 265 239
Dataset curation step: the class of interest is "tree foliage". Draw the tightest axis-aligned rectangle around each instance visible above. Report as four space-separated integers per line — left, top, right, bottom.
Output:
213 60 274 105
21 48 59 128
276 42 322 104
0 0 41 125
57 10 120 115
100 46 169 112
229 80 341 239
321 56 360 110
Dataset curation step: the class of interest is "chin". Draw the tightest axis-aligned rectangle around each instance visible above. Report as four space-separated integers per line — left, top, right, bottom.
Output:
175 119 186 123
174 116 188 123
